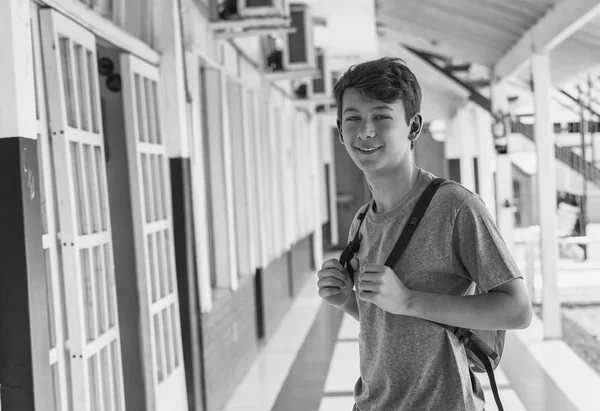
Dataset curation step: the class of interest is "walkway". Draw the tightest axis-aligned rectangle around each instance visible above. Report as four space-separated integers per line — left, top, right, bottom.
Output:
223 253 600 411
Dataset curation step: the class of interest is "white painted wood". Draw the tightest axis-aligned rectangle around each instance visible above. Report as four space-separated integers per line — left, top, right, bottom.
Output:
203 67 236 283
309 116 324 268
120 53 189 410
248 90 268 267
494 0 600 81
186 53 213 312
40 0 159 65
155 0 190 158
31 6 70 409
40 9 126 411
0 0 36 139
531 53 562 339
254 93 269 267
220 72 240 290
227 79 254 275
241 89 259 272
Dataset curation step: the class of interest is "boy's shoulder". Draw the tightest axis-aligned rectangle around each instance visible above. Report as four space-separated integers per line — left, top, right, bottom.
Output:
424 171 485 211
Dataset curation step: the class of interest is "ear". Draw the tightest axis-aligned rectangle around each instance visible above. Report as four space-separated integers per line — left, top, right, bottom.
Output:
409 114 423 140
337 118 344 143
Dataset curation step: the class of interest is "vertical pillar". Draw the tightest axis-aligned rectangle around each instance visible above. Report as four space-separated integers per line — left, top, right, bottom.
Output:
0 2 52 410
155 0 190 159
474 107 498 219
0 140 51 411
531 53 561 339
491 82 515 254
458 108 477 192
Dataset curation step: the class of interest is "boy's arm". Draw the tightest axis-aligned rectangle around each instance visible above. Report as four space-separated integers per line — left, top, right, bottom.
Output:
406 278 531 330
404 194 532 330
357 194 532 330
340 290 359 321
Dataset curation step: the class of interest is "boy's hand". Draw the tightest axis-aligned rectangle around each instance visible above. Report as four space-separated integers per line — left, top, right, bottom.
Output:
317 258 356 307
357 263 412 315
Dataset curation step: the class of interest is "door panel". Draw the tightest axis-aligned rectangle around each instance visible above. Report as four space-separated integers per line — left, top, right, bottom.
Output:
120 54 188 411
40 9 126 411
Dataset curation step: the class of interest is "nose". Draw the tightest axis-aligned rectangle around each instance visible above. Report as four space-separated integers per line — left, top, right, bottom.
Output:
357 119 376 140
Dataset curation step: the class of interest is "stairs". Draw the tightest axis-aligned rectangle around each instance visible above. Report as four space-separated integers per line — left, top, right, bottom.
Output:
510 121 600 187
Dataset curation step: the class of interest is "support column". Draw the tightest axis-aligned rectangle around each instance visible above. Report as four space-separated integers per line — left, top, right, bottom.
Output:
458 108 477 192
491 82 515 254
474 107 498 219
0 139 52 411
0 2 52 410
531 53 561 339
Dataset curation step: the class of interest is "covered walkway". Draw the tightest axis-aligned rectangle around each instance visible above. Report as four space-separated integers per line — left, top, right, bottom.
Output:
223 255 600 411
2 1 600 411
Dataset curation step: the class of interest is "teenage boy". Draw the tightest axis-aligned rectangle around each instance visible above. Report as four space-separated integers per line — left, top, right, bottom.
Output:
316 57 532 411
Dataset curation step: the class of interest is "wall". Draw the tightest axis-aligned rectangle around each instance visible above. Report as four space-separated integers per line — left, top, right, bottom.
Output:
261 252 293 341
414 130 447 178
200 278 260 411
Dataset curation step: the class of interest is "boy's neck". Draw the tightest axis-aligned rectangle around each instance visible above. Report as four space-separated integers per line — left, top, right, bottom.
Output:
368 162 421 214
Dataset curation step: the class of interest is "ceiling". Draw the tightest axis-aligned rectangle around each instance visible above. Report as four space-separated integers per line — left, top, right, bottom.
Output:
375 0 600 120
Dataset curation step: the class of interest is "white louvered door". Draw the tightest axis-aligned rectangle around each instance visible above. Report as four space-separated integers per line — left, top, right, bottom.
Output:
31 4 71 410
120 54 188 411
40 9 126 411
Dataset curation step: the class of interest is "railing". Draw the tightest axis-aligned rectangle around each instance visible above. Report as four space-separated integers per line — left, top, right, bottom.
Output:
510 121 600 186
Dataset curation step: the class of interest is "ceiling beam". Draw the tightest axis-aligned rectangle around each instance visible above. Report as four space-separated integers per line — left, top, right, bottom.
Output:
404 46 491 113
493 0 600 82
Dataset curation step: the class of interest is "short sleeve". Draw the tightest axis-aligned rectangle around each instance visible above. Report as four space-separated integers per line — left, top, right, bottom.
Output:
452 195 522 292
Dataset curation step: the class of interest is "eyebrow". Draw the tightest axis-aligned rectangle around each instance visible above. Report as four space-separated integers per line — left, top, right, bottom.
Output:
342 105 394 114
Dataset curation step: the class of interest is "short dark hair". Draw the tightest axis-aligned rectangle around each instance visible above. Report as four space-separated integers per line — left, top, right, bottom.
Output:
334 57 422 125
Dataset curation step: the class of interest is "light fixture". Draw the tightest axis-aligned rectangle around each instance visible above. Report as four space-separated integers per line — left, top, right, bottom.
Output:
427 119 446 142
491 111 509 154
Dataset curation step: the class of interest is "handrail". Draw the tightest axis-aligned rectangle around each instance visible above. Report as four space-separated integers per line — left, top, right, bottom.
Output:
510 121 600 186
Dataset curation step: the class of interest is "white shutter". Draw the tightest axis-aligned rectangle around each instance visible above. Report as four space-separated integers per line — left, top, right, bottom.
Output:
40 9 126 411
120 54 188 411
31 4 71 410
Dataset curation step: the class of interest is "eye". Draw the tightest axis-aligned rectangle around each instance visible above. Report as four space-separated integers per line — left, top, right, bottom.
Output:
345 116 360 122
375 115 391 120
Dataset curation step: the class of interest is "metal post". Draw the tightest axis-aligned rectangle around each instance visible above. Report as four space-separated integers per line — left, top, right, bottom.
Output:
526 229 537 303
578 86 588 251
531 53 562 339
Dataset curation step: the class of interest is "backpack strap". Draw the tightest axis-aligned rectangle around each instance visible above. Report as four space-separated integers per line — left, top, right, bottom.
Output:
382 177 504 411
384 177 446 268
339 202 371 284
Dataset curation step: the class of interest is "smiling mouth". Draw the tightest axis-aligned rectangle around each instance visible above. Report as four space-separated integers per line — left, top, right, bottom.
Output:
355 146 382 153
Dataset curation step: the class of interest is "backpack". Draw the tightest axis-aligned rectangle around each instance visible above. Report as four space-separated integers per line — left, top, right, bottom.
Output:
339 177 506 411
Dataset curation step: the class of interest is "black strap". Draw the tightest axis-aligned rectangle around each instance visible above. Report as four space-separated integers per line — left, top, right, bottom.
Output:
339 202 371 284
380 177 503 411
467 342 504 411
384 178 446 268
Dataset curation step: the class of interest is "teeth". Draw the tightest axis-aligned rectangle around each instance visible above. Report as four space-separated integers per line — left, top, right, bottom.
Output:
359 147 378 152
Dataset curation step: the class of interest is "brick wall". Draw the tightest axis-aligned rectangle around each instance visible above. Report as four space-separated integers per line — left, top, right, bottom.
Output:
201 276 259 411
289 235 314 297
200 233 315 411
261 252 293 341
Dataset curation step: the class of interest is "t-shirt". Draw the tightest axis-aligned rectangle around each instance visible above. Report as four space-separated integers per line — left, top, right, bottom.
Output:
349 169 522 411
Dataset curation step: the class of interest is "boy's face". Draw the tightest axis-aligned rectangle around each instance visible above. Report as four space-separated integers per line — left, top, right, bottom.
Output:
338 87 415 176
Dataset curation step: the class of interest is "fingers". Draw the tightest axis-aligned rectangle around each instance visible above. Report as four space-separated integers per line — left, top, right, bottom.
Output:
360 263 384 273
317 276 346 290
318 287 343 299
321 258 345 272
